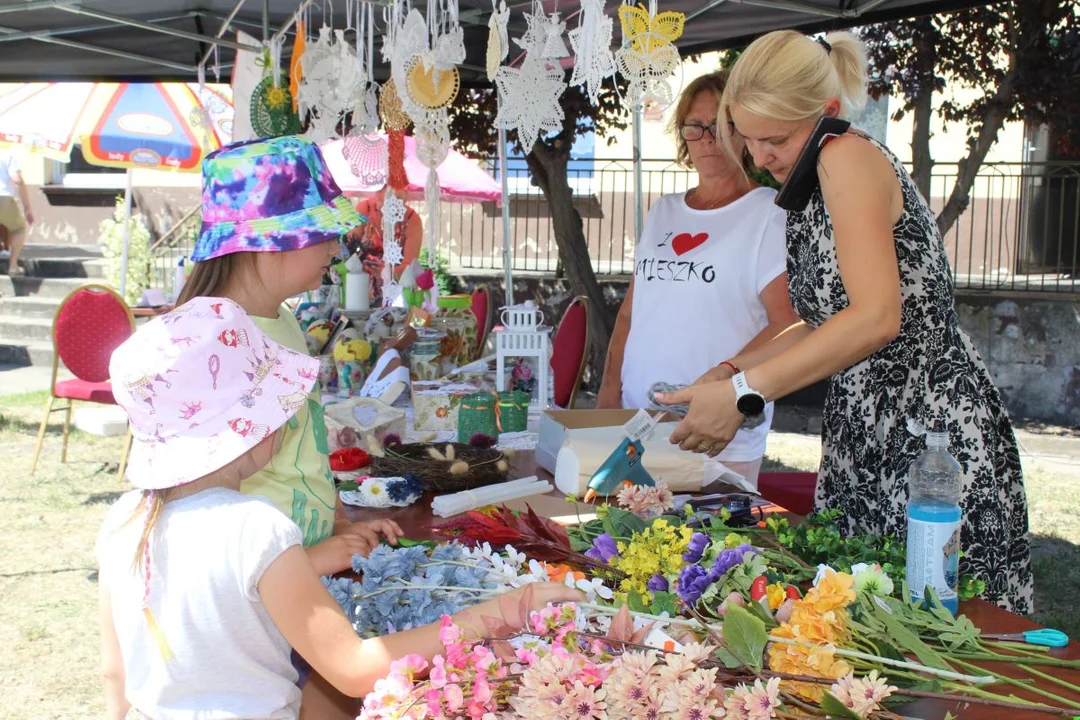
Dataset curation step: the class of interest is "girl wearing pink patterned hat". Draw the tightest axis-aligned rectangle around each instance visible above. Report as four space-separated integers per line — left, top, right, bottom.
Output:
98 296 581 720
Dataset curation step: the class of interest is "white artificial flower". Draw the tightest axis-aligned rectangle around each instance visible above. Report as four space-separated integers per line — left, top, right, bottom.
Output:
574 577 614 601
359 479 392 508
503 545 526 567
851 563 895 596
813 564 837 587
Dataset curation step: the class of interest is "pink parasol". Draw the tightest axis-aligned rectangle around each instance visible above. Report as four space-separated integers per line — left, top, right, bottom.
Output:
321 135 502 205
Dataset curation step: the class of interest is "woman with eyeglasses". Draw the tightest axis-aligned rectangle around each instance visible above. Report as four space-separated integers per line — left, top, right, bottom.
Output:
657 31 1031 614
597 70 800 490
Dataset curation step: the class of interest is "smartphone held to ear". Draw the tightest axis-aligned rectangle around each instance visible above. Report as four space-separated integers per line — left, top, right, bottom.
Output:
773 116 851 212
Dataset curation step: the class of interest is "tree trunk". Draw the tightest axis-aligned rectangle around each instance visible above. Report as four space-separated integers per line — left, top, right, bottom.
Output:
909 17 937 201
936 57 1018 235
524 135 615 386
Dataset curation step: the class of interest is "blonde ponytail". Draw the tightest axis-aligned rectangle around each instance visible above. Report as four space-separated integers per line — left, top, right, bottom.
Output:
719 30 869 166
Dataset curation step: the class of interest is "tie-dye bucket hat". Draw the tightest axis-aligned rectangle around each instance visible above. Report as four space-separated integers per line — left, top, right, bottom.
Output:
109 296 319 489
192 135 365 262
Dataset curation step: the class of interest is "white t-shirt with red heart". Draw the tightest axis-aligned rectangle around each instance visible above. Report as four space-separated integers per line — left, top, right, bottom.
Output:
621 186 788 462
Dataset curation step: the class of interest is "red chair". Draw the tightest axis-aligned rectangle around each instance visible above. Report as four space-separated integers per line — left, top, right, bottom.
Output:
470 283 493 361
757 471 818 515
550 295 590 409
30 284 136 479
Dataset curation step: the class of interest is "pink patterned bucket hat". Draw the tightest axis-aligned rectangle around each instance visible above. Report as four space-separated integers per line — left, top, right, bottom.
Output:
192 135 365 262
109 297 319 489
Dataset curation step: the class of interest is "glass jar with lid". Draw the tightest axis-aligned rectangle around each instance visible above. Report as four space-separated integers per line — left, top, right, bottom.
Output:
432 294 478 375
409 328 446 382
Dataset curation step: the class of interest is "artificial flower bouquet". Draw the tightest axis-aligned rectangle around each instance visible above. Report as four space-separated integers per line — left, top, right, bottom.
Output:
345 485 1079 718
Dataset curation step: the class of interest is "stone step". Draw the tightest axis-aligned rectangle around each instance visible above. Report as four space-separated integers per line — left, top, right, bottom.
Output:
0 340 54 367
0 256 106 279
19 244 104 259
0 296 60 320
0 316 53 343
0 276 91 300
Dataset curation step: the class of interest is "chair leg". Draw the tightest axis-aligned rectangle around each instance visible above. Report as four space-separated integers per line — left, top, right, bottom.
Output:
30 396 55 475
60 401 73 463
117 428 132 482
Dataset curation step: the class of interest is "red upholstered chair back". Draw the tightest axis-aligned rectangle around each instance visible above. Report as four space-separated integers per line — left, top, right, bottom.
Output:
551 296 590 409
470 285 491 360
53 284 136 384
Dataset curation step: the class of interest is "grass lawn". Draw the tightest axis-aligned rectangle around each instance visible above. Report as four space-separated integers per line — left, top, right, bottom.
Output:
0 395 1076 720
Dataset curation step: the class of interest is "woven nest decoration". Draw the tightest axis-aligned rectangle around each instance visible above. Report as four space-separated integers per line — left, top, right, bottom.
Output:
367 440 512 493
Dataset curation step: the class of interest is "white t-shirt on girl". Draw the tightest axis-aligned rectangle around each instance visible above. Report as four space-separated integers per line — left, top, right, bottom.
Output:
621 187 788 462
96 487 304 720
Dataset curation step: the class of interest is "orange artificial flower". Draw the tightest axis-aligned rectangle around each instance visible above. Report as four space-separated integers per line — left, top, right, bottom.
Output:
544 563 585 584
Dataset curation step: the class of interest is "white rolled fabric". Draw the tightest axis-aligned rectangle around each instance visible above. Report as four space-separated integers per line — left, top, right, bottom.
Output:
432 475 553 517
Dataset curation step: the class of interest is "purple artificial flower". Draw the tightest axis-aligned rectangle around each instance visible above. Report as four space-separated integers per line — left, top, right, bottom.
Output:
677 564 711 606
682 532 710 563
585 532 619 564
707 544 758 584
647 574 669 593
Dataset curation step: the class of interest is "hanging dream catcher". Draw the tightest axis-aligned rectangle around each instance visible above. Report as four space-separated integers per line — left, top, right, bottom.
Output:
615 1 685 110
251 76 302 137
568 0 616 104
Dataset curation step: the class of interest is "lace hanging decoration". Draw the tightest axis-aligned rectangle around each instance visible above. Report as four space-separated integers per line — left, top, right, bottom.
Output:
486 1 510 81
379 80 411 192
541 13 570 59
381 188 407 306
568 0 616 105
416 122 450 257
614 1 685 110
494 2 568 151
342 134 389 186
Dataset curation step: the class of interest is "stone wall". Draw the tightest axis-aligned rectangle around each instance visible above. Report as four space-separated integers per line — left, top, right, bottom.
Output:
459 270 1080 426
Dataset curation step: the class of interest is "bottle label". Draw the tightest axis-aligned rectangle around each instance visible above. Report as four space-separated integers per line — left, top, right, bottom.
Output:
906 515 960 603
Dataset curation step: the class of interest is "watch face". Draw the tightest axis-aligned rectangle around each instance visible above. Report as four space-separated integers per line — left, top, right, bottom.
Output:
737 393 765 417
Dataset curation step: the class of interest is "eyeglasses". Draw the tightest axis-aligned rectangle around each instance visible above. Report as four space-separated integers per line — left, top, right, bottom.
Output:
680 123 718 141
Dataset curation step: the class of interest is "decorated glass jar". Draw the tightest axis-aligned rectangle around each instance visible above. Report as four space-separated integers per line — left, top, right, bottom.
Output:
433 295 478 375
409 328 446 382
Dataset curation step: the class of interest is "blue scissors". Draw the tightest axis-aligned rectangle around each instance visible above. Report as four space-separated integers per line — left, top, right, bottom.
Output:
982 628 1069 648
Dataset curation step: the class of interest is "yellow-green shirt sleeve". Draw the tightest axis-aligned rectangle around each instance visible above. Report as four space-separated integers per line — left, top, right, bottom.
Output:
242 305 335 546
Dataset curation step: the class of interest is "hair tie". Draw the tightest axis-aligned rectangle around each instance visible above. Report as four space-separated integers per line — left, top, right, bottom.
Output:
817 37 832 54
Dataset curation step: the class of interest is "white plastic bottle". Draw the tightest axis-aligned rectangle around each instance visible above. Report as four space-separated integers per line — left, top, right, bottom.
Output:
906 427 963 614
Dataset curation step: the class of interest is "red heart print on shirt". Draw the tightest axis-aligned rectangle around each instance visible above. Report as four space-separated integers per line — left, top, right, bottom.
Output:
671 232 709 256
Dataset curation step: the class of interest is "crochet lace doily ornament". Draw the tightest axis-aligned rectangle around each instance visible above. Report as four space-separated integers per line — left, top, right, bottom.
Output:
541 13 570 58
382 189 407 268
250 77 301 137
378 80 411 132
615 2 685 110
301 28 365 143
405 58 460 110
568 0 616 104
342 134 389 186
486 0 510 81
495 6 567 151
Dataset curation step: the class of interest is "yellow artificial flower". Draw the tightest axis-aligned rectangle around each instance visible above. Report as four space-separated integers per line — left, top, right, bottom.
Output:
765 582 787 610
610 519 692 603
806 570 857 614
724 532 751 549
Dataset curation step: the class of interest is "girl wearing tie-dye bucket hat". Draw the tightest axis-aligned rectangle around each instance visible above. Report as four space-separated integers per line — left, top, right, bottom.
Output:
98 296 582 719
178 137 392 575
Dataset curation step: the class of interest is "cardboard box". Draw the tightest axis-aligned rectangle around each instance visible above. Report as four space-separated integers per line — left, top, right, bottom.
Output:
537 409 666 475
412 380 479 431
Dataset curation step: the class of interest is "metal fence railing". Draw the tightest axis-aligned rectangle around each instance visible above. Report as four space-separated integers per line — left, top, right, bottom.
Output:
148 159 1080 296
425 158 1080 294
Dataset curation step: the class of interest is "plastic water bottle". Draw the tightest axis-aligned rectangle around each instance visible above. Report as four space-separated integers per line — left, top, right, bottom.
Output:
173 257 186 302
906 427 962 614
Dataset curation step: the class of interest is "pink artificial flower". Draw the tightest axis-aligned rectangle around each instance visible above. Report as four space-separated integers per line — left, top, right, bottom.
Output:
429 657 447 689
444 683 465 712
774 598 795 624
473 676 493 704
719 591 747 617
562 680 606 719
416 269 435 290
425 688 441 716
389 654 428 681
467 699 488 718
439 615 461 647
744 677 782 720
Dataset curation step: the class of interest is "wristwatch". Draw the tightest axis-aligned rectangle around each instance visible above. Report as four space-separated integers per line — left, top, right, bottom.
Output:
732 372 766 417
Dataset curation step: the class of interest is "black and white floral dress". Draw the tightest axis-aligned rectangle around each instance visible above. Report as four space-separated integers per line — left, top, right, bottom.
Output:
786 135 1033 614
